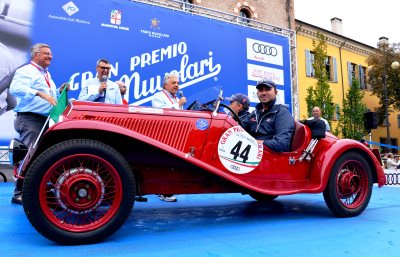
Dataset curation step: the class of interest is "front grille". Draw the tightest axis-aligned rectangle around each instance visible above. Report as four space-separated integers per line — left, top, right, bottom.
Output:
79 115 193 151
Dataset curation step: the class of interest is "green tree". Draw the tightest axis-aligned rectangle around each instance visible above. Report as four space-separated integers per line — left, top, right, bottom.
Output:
337 79 367 140
367 41 400 118
305 32 334 127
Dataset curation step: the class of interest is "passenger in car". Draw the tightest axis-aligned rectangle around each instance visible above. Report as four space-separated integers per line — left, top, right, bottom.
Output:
151 71 186 202
225 93 250 127
151 71 186 110
244 79 294 152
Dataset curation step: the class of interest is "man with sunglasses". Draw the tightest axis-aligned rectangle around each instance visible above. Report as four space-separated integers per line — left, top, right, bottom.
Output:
78 59 122 104
245 79 294 152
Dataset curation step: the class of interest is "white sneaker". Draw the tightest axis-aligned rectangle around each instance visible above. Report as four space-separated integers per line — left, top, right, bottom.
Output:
159 195 177 202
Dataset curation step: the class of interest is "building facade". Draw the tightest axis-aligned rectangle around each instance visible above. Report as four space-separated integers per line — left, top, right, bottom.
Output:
296 19 400 152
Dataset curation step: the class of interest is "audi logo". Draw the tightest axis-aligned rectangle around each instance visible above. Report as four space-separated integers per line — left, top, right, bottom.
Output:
252 43 278 56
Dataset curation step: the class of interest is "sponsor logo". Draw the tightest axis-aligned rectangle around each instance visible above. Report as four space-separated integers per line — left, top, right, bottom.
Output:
247 63 284 86
246 38 283 66
111 10 122 25
196 119 209 130
62 1 79 16
48 2 89 24
151 18 160 30
252 43 278 56
101 9 130 31
140 18 170 39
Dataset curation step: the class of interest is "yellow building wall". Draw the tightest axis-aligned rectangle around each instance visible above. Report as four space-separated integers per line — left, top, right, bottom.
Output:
296 33 399 149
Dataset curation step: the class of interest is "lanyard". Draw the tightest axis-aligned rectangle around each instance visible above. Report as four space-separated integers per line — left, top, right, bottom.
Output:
31 62 51 88
162 90 177 105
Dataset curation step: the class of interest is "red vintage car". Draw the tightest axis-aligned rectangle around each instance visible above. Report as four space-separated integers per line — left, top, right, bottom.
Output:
9 94 385 245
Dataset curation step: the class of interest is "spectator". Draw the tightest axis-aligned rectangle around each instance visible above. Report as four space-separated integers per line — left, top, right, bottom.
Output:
244 79 294 152
9 43 68 204
225 93 251 126
386 153 400 170
116 81 128 105
151 71 186 202
307 106 330 132
151 71 186 109
78 59 122 104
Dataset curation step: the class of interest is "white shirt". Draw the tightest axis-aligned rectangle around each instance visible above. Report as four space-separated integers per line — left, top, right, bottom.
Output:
151 89 181 109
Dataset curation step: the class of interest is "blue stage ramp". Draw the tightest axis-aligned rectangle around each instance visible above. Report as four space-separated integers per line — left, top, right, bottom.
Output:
0 183 399 257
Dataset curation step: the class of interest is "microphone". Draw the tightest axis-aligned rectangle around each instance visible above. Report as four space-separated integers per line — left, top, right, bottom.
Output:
179 90 186 105
101 75 107 95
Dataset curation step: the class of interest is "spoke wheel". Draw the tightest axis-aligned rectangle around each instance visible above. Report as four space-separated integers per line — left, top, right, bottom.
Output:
323 152 372 217
40 154 123 232
23 139 135 244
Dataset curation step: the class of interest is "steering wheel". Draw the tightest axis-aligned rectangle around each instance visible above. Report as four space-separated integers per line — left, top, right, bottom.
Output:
186 100 216 111
219 103 242 127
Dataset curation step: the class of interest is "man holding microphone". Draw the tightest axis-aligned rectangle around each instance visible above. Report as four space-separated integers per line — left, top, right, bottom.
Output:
78 59 122 104
151 71 186 109
151 71 186 202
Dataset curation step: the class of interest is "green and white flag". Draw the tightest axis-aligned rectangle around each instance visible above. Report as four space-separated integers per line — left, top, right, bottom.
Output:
49 84 69 123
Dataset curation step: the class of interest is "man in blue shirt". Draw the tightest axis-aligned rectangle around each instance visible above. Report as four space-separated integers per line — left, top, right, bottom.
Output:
78 59 122 104
245 79 294 152
10 43 67 204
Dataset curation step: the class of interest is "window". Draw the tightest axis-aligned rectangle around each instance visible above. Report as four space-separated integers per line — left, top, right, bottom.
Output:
239 8 250 24
305 50 337 82
347 63 367 89
398 114 400 128
359 65 367 89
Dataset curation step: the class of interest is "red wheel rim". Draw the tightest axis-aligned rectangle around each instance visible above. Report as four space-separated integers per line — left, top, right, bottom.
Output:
336 160 368 209
39 154 123 232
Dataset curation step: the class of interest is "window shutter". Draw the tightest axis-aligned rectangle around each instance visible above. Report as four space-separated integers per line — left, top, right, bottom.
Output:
333 57 338 83
347 62 352 86
305 50 311 77
359 65 365 89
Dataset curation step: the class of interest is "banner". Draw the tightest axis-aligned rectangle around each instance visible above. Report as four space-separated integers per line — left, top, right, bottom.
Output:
0 0 292 146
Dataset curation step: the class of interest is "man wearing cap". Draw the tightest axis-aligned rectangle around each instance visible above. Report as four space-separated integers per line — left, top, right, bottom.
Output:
245 79 294 152
225 93 251 126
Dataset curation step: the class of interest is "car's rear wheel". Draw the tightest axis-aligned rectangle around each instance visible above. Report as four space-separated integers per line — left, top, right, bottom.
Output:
22 139 135 245
323 152 372 217
249 192 278 202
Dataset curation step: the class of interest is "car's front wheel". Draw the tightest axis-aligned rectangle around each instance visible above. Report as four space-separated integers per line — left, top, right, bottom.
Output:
323 152 372 217
22 139 135 245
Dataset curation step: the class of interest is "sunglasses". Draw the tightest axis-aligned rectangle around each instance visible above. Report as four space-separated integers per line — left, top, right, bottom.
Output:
98 66 111 71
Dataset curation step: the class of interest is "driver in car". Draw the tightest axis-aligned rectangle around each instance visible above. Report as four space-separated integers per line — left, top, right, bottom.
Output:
244 79 294 152
225 93 251 127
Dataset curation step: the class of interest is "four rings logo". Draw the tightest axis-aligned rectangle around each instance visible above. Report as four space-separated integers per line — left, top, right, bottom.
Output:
252 43 278 56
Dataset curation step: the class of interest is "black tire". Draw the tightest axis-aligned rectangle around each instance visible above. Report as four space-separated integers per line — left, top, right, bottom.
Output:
22 139 135 245
249 192 278 202
323 152 372 217
0 171 6 182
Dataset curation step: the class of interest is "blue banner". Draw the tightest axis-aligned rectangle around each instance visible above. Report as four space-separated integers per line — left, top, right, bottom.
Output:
0 0 292 145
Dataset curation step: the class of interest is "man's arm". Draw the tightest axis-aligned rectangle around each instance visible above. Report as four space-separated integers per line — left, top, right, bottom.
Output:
78 81 101 102
9 69 38 101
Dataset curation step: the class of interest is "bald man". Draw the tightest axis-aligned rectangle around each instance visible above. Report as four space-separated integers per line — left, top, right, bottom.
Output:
307 106 330 132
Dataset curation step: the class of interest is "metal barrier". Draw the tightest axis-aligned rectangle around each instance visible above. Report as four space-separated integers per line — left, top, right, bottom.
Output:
385 173 400 185
0 146 9 164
